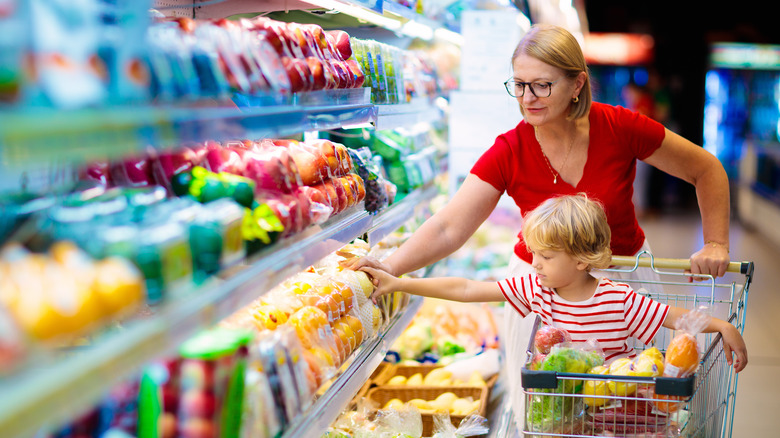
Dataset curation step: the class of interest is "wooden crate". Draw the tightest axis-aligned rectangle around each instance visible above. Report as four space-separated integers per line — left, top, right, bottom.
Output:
365 386 488 436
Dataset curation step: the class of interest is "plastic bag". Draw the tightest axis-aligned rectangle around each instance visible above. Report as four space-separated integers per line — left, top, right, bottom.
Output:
432 412 489 438
534 325 572 354
663 305 711 378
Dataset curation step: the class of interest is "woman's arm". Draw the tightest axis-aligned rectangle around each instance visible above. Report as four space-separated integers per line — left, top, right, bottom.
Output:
663 307 747 372
361 266 505 303
643 128 730 277
342 174 502 276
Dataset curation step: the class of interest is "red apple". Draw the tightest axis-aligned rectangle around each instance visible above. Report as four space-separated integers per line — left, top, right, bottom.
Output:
306 56 327 91
345 59 365 88
110 154 154 187
152 146 197 187
326 30 352 61
534 325 571 354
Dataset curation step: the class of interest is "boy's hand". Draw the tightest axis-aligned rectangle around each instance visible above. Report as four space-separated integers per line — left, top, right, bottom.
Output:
359 266 399 302
720 323 748 372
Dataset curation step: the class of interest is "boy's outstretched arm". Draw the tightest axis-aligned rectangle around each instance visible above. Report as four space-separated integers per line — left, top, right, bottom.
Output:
360 267 505 303
664 307 748 372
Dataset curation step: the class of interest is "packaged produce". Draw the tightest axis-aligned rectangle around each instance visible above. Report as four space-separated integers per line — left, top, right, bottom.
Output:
534 325 571 354
25 0 107 108
431 412 489 438
526 344 604 433
178 328 253 438
663 306 710 378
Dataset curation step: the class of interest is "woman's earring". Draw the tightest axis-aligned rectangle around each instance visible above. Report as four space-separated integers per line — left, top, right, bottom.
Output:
572 96 579 103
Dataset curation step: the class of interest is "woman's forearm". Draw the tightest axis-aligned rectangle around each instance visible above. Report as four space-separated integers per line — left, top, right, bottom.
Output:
694 159 731 247
383 175 502 276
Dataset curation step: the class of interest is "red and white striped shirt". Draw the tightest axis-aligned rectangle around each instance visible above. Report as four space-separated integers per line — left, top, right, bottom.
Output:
498 274 669 363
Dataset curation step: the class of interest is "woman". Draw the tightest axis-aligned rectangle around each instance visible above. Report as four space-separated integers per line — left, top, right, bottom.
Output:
343 23 731 429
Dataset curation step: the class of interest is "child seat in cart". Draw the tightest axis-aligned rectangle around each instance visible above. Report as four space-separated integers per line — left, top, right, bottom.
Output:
519 252 753 437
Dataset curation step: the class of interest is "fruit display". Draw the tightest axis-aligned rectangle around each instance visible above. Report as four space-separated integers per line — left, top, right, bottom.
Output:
387 300 499 364
0 241 145 348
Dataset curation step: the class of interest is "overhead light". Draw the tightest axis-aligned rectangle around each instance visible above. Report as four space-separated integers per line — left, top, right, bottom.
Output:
434 27 464 46
306 0 402 30
400 20 434 40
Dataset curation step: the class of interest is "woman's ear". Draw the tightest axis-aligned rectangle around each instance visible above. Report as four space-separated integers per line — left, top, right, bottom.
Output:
574 71 588 95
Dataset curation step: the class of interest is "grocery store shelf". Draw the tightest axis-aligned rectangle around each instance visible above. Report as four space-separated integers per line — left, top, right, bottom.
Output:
0 89 373 166
373 100 445 131
283 295 423 438
0 184 438 438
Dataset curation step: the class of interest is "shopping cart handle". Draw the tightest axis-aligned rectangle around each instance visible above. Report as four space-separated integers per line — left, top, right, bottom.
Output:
611 255 751 274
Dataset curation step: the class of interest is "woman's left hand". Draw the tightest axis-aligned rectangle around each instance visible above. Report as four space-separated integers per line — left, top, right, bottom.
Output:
689 243 730 279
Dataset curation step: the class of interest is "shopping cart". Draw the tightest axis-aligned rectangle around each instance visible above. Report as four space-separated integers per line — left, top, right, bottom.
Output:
520 251 753 437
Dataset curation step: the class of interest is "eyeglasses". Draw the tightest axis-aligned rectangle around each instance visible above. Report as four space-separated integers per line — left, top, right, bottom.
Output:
503 78 559 98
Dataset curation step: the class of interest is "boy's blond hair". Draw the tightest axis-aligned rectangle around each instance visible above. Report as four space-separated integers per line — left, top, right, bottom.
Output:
522 194 612 270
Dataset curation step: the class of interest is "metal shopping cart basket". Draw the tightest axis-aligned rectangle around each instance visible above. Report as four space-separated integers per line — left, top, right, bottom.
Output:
520 252 753 437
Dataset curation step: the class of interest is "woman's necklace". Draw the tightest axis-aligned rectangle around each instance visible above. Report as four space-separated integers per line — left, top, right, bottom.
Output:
535 126 575 184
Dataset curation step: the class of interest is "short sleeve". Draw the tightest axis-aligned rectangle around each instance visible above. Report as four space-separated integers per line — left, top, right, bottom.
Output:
497 275 534 317
624 290 669 345
614 105 666 160
470 133 513 193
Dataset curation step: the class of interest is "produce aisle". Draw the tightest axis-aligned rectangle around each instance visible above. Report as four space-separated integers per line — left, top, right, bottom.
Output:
0 1 467 437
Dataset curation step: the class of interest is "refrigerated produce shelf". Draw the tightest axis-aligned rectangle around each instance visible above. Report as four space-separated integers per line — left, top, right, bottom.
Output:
0 183 438 438
283 295 423 438
0 89 376 167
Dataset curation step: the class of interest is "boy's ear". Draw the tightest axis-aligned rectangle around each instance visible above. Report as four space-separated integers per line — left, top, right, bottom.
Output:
576 260 590 271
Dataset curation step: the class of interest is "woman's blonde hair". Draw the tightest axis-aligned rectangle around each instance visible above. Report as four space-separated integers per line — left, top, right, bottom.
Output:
512 24 592 120
522 194 612 270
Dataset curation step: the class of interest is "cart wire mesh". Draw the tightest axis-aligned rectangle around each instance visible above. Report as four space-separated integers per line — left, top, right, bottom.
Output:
520 252 753 437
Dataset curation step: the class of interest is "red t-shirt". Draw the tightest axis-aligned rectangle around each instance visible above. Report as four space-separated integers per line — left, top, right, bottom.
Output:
471 102 666 263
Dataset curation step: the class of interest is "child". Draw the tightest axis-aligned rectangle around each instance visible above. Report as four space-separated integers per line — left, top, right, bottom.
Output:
362 194 747 371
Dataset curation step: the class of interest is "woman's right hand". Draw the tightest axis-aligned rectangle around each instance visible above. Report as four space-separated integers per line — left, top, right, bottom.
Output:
339 256 395 276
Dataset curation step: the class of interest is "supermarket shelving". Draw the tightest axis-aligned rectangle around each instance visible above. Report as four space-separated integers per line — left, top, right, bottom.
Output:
0 182 439 438
283 295 423 438
0 2 456 436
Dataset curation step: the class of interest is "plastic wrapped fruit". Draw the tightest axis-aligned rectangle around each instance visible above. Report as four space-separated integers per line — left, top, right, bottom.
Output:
534 325 571 355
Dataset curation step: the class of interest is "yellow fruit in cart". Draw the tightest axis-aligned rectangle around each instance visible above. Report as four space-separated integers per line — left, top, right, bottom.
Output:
582 365 611 407
607 358 637 396
423 368 453 385
629 352 664 377
387 375 407 385
406 373 424 386
383 398 405 410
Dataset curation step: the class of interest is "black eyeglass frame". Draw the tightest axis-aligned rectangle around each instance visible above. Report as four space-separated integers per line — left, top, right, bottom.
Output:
503 78 560 98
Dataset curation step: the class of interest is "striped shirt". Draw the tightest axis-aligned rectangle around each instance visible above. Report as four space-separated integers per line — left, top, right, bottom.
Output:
498 274 669 363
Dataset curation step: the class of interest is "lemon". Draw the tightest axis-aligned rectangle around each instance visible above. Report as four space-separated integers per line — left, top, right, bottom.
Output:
387 375 407 385
582 365 610 407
